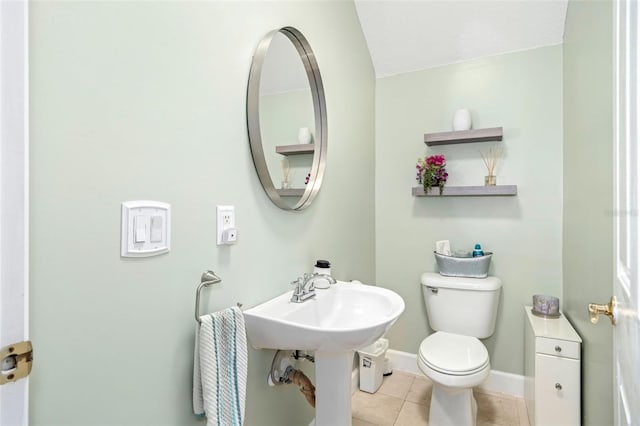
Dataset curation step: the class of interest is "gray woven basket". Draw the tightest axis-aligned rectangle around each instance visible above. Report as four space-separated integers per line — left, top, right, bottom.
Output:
434 251 493 278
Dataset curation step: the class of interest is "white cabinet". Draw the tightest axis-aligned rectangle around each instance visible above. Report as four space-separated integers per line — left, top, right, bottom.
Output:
524 306 582 425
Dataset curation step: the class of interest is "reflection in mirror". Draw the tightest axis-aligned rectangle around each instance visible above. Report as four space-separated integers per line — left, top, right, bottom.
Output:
247 27 327 211
260 32 314 204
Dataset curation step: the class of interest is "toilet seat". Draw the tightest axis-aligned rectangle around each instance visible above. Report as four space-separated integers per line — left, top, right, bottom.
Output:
418 332 489 376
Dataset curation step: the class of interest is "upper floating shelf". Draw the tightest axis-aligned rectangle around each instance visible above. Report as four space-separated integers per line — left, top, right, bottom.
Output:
275 144 315 155
412 185 517 197
424 127 503 147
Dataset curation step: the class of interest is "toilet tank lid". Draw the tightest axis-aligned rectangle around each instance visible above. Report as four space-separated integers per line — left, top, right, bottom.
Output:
421 272 502 291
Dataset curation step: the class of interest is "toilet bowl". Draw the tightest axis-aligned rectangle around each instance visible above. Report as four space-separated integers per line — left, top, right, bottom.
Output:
418 332 490 386
418 273 502 426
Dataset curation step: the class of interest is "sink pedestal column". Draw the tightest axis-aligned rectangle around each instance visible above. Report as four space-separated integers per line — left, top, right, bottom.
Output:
314 350 354 426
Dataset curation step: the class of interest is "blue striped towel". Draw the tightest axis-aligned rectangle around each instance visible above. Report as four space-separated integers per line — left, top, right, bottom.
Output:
193 307 247 426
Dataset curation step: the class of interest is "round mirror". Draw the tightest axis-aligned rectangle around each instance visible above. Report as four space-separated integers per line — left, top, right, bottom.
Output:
247 27 327 211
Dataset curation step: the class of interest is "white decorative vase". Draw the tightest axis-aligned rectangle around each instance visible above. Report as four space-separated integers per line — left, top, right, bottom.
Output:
452 109 472 131
298 127 312 144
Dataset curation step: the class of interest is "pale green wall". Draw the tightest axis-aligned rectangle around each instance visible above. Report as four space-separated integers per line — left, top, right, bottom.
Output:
29 1 374 425
375 46 563 375
562 1 614 424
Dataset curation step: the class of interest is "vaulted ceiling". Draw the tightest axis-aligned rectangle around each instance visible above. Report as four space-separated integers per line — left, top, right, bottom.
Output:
354 0 569 77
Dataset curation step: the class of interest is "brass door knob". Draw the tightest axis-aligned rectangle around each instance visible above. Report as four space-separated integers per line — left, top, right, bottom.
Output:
588 296 617 326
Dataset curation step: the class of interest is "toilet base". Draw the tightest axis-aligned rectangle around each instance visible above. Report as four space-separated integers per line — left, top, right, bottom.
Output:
429 384 477 426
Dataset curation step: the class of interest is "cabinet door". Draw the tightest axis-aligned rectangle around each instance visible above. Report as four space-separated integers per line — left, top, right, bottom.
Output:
535 353 580 426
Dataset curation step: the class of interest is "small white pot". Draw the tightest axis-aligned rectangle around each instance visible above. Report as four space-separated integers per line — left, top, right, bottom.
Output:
297 127 312 144
452 109 472 131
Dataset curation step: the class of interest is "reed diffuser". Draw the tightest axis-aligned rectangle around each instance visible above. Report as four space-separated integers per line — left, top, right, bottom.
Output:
281 158 291 189
480 146 502 186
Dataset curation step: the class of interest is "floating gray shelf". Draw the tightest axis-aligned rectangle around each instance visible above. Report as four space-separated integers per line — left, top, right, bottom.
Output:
412 185 517 197
277 188 305 197
275 144 315 155
424 127 503 146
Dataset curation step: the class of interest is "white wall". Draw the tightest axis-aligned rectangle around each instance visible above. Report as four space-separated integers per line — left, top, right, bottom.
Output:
29 2 375 425
375 45 563 375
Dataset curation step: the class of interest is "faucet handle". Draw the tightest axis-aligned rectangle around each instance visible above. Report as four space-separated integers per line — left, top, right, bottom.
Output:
291 276 303 290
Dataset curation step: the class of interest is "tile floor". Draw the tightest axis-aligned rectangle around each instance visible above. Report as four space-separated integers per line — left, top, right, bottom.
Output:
351 371 530 426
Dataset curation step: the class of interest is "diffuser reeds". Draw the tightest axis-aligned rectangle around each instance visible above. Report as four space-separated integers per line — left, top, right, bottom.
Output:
480 146 503 177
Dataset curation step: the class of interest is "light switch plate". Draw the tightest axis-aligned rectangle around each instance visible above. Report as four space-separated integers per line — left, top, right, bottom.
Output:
121 201 171 257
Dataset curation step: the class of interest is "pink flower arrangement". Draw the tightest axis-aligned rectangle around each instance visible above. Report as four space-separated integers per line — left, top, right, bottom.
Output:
416 154 448 195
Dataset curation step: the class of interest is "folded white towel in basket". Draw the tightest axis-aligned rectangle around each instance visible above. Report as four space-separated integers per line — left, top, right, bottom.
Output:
193 307 247 426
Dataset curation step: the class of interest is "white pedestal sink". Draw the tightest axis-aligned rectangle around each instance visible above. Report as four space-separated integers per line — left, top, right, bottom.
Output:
243 282 405 426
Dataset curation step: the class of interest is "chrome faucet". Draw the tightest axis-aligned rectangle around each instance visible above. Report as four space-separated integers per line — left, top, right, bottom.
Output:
291 274 315 303
290 272 337 303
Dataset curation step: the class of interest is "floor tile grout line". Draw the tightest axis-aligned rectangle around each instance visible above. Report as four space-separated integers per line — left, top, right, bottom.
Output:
353 372 530 426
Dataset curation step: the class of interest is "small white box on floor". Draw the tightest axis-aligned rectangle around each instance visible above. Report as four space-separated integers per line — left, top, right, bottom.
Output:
357 338 388 393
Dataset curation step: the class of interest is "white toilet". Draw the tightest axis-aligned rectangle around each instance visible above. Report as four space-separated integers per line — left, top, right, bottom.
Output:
418 272 502 426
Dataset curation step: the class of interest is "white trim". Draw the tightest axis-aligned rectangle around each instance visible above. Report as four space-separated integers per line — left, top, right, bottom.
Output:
386 349 525 398
386 349 422 376
613 2 640 425
0 0 29 424
479 369 525 398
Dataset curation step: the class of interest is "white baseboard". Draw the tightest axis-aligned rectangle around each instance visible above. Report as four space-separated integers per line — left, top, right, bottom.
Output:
386 349 524 398
386 349 422 375
479 369 525 398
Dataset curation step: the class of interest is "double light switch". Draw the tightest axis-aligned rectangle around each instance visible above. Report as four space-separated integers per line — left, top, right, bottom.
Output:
134 215 163 243
122 201 171 257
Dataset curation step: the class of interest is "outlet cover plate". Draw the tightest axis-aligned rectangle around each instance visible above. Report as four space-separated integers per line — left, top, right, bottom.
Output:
216 205 235 245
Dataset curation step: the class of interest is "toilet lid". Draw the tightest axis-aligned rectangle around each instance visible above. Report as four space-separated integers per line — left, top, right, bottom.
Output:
419 332 489 375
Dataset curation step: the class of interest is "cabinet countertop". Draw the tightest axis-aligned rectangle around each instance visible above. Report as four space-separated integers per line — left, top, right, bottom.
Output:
524 306 582 343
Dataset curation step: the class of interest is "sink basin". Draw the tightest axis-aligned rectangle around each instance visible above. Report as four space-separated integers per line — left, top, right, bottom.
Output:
243 281 405 352
243 281 404 426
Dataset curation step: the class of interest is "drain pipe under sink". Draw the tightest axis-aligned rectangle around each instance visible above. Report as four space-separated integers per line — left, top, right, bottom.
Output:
283 365 316 407
269 350 316 408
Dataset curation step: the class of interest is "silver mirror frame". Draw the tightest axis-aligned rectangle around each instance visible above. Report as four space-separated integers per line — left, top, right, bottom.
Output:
247 26 327 211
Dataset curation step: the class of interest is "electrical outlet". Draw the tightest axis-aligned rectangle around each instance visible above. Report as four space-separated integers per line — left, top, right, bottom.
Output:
216 205 236 245
222 212 232 226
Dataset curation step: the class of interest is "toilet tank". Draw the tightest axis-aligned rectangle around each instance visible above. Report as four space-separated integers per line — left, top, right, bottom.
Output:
421 272 502 339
